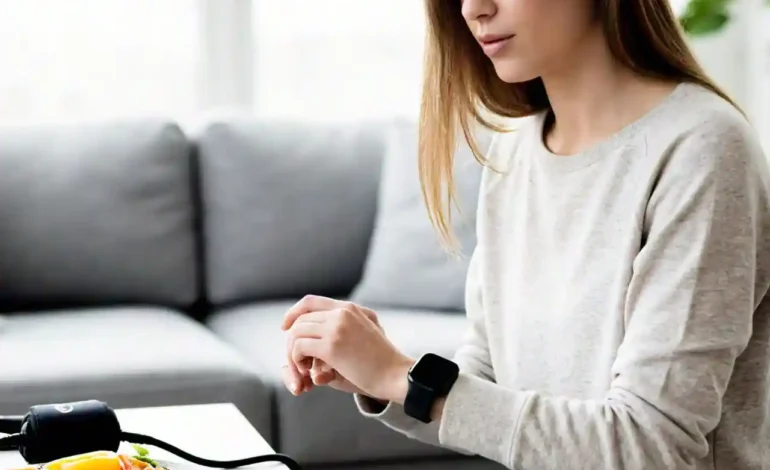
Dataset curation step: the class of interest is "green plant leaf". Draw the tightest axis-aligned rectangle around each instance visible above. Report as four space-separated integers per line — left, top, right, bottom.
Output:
679 0 732 36
681 11 730 36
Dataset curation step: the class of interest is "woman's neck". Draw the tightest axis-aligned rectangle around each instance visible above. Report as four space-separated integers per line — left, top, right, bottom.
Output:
540 27 678 156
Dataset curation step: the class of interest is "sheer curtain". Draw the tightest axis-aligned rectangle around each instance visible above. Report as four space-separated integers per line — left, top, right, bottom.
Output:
251 0 427 121
0 0 201 125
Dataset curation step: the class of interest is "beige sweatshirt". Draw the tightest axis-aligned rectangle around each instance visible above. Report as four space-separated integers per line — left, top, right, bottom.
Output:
356 82 770 469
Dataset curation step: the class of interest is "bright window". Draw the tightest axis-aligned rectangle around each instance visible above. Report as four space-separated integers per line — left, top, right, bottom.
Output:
0 0 200 125
251 0 427 121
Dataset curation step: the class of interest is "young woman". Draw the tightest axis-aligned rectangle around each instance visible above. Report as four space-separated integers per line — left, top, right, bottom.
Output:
280 0 770 468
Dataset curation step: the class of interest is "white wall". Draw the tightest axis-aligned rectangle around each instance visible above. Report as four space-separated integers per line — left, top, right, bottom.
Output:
746 3 770 153
688 0 770 154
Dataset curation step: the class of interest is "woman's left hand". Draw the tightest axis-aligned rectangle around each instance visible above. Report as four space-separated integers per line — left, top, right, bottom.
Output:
281 295 414 404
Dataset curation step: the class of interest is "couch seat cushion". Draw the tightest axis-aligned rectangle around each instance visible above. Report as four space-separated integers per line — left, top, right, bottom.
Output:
0 307 271 442
206 300 469 464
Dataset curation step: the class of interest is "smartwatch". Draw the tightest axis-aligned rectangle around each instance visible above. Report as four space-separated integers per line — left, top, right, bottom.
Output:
403 353 459 423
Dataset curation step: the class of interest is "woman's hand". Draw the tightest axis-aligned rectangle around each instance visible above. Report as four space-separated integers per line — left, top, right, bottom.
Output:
281 296 383 396
307 357 368 395
280 295 414 404
281 355 367 396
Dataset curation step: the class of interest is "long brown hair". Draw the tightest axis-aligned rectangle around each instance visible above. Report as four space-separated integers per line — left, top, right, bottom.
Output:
419 0 739 249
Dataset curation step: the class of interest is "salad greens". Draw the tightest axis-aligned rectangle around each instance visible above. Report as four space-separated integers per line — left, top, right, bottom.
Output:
131 444 162 468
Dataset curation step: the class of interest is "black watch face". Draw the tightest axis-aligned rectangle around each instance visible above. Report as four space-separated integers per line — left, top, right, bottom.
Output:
410 353 459 392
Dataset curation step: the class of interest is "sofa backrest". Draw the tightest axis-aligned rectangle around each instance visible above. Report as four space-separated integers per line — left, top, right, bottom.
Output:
193 118 385 308
0 117 387 314
0 120 199 312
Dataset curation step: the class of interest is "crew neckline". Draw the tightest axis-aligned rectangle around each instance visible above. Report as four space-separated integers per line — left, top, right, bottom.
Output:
531 81 695 173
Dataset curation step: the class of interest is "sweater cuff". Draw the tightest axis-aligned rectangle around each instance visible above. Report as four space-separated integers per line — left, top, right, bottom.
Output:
438 372 533 466
354 394 419 429
354 394 389 416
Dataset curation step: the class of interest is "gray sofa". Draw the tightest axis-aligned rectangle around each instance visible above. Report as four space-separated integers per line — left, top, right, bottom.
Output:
0 117 502 470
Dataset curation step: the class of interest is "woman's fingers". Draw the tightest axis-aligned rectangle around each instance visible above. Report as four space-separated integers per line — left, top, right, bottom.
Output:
313 358 333 373
310 358 335 385
291 337 325 366
287 316 327 374
283 310 331 395
311 368 336 386
289 318 326 337
282 296 383 335
282 295 346 330
284 322 319 390
284 353 305 393
282 365 314 395
290 310 330 325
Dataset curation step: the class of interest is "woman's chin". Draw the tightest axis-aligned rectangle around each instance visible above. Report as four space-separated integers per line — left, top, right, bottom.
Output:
491 60 540 84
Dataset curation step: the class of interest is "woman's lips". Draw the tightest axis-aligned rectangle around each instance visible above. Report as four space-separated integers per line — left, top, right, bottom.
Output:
479 35 514 57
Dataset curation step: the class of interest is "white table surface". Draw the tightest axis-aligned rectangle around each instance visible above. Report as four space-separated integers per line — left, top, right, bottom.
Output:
0 403 282 469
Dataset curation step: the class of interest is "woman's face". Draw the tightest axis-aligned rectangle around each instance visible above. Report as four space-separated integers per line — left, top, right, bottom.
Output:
460 0 599 83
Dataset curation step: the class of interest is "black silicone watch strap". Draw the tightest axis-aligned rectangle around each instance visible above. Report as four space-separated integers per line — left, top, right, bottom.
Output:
403 382 435 424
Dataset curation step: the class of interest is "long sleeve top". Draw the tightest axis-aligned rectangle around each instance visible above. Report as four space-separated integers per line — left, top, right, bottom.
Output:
356 82 770 469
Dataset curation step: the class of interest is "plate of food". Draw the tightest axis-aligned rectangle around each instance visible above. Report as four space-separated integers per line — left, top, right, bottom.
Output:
10 445 181 470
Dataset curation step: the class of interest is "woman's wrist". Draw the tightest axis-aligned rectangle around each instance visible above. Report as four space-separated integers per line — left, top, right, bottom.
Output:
377 355 415 405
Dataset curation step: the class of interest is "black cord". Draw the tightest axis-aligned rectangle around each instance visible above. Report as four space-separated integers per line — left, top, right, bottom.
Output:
122 432 302 470
1 432 302 470
0 434 23 451
0 416 23 434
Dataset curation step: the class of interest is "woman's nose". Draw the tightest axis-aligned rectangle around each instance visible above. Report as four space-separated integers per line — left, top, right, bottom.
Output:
460 0 496 22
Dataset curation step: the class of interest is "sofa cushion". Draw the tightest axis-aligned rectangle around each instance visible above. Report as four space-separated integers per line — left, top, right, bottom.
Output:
0 307 272 443
349 121 491 311
206 300 469 464
194 119 385 307
0 120 198 311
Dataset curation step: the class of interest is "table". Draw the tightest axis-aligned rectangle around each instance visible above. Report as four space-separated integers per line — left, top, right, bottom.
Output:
0 403 283 469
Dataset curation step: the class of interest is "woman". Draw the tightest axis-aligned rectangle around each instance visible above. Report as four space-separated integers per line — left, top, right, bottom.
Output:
281 0 770 468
